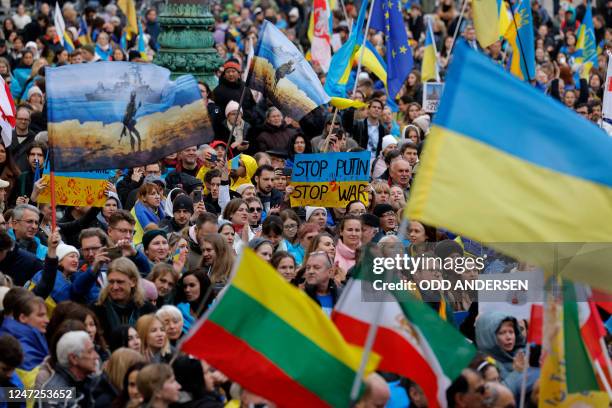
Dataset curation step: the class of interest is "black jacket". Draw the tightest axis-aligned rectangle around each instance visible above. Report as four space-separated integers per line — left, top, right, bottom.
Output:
8 130 36 173
0 244 43 286
212 76 257 123
342 108 386 157
257 188 284 210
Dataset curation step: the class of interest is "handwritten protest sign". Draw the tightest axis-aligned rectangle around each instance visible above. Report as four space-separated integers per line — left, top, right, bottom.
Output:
290 151 370 207
38 167 113 207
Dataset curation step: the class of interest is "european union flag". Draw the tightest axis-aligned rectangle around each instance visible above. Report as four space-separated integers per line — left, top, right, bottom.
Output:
370 0 413 100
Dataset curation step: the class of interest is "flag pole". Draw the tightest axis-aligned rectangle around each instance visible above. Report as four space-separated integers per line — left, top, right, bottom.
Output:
448 0 468 54
322 107 339 152
49 144 57 229
224 46 253 163
594 360 612 400
351 0 376 96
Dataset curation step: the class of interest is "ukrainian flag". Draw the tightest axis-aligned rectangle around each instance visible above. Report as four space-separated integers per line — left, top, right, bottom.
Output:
406 43 612 292
575 1 597 80
63 32 74 53
324 0 368 100
502 0 535 81
421 19 439 82
137 21 148 60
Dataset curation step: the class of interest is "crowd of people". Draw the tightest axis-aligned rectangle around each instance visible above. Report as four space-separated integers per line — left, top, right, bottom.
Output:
0 0 607 406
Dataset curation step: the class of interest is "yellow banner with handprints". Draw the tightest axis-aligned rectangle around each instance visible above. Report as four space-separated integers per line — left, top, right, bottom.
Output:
37 169 113 207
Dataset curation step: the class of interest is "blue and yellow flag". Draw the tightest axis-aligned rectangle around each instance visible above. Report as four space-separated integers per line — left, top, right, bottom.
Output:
117 0 138 40
324 0 368 99
421 19 439 82
575 1 598 80
137 21 147 60
77 16 91 45
502 0 535 81
248 20 330 121
406 42 612 292
370 0 412 99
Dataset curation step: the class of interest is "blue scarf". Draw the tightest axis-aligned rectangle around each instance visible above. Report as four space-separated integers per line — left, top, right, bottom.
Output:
134 200 166 228
95 43 113 61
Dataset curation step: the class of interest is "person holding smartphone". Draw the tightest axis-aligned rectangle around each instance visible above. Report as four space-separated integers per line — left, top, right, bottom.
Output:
224 100 252 155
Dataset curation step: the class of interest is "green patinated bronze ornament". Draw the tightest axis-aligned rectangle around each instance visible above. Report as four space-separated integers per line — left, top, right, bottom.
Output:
154 0 223 87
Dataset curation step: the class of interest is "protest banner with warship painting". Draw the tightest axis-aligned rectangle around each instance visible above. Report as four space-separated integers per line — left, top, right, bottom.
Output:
46 63 212 171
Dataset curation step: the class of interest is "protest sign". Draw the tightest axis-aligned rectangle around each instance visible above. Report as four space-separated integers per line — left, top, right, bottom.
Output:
290 151 370 207
38 167 113 207
46 62 212 171
422 82 444 113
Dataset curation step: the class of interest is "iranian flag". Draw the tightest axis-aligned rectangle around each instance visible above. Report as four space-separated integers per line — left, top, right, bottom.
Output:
332 253 475 408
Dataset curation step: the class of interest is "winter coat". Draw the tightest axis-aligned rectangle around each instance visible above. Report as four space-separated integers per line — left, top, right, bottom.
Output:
0 318 48 371
475 311 525 379
0 243 43 286
254 123 297 155
8 228 47 260
40 364 99 408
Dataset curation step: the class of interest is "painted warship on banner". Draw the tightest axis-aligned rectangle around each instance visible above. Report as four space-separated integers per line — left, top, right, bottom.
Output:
85 64 161 103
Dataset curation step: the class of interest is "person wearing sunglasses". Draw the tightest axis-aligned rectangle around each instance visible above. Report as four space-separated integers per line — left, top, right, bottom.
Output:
245 196 263 233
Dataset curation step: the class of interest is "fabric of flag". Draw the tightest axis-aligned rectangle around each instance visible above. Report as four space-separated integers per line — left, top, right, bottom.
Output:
308 0 332 72
472 0 499 48
527 304 543 345
77 16 91 44
502 0 535 81
539 288 610 407
180 248 377 408
120 30 127 51
498 0 512 37
332 249 475 408
405 42 612 292
575 2 597 80
248 20 330 121
421 19 439 82
324 0 368 98
137 21 147 60
370 0 412 99
330 97 367 109
0 75 15 147
54 2 65 46
47 62 212 171
602 54 612 135
117 0 138 39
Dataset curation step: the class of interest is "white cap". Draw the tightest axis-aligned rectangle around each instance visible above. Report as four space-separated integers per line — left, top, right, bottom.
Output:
56 243 79 262
382 135 398 150
225 100 241 117
305 206 327 221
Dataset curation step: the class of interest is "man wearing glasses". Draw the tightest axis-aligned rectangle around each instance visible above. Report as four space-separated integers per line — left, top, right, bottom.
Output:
8 204 47 260
9 106 36 172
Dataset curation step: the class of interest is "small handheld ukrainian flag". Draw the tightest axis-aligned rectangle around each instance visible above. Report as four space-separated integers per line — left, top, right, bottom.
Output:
575 1 598 80
421 18 439 82
503 0 535 81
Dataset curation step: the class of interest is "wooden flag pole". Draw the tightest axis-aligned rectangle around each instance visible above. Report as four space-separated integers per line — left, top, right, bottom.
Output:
49 147 57 229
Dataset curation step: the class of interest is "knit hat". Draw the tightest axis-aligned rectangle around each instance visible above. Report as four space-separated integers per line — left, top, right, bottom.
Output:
434 239 464 259
0 178 8 189
382 135 398 150
236 183 255 196
412 115 431 133
373 203 395 218
27 86 43 100
305 206 327 221
142 229 167 251
56 243 79 262
361 213 380 228
173 194 194 214
143 174 166 188
288 7 299 18
141 279 158 302
223 59 241 73
225 100 241 117
217 219 234 232
248 237 272 251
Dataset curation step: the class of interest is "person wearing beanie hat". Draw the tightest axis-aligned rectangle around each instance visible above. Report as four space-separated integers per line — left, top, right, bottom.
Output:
224 99 250 152
373 203 397 234
213 58 257 122
305 206 327 231
236 183 255 197
412 114 431 134
248 237 274 262
29 230 98 307
159 194 193 234
26 86 43 110
142 229 169 264
372 135 399 179
224 100 241 118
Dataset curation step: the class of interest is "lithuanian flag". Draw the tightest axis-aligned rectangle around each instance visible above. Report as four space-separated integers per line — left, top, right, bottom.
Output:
180 249 377 407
